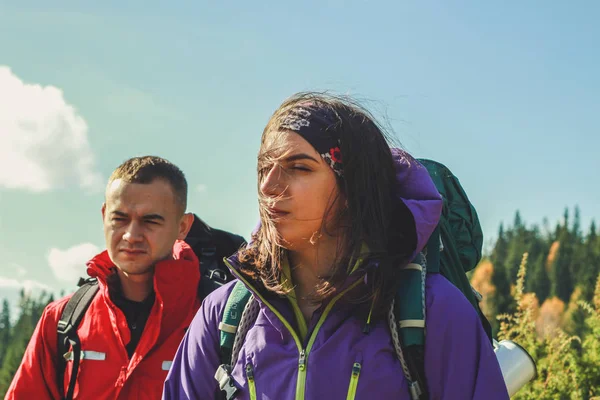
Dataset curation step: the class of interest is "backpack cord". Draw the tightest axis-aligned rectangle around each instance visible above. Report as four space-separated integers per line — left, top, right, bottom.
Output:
231 295 259 367
389 299 423 400
388 300 412 380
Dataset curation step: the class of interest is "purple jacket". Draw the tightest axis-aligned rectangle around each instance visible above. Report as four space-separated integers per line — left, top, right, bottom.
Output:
163 150 509 399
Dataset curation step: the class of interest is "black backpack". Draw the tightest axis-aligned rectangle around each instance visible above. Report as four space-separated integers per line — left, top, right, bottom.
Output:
55 214 245 400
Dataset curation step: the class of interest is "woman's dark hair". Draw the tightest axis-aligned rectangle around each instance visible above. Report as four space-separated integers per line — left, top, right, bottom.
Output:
238 92 416 318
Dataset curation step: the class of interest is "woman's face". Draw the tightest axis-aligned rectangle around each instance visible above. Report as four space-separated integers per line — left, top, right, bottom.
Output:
259 131 342 250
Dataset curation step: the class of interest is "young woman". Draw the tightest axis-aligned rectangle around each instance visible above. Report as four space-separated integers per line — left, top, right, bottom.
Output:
163 93 509 399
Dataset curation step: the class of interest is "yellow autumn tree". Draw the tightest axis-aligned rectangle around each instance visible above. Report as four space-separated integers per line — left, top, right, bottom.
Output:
536 297 566 338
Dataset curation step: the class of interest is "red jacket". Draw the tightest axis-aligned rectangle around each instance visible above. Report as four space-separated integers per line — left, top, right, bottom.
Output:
6 240 200 400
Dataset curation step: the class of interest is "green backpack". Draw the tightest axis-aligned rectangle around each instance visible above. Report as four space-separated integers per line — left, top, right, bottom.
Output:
214 159 491 400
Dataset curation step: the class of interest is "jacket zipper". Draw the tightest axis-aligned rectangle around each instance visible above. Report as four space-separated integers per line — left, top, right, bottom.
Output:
246 363 257 400
345 362 362 400
226 260 363 400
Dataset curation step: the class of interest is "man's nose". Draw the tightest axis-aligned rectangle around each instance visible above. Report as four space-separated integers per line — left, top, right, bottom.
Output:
122 222 143 243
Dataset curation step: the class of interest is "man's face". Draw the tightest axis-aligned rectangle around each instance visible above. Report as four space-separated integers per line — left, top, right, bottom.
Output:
102 178 191 276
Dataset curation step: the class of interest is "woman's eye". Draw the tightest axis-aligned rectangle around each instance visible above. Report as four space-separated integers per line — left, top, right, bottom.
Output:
292 165 310 172
259 165 273 175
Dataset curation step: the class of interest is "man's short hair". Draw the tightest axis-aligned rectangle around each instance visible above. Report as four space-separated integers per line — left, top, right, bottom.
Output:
108 156 188 212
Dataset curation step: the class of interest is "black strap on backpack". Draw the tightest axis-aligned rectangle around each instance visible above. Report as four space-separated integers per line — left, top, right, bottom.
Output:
184 214 245 300
56 278 99 400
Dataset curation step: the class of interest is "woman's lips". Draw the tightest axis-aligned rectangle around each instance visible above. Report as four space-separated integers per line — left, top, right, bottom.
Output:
268 208 289 218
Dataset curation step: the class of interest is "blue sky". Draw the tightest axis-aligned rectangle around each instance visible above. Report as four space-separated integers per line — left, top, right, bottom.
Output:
0 1 598 306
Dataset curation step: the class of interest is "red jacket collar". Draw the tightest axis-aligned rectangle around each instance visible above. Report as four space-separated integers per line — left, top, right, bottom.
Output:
85 240 200 293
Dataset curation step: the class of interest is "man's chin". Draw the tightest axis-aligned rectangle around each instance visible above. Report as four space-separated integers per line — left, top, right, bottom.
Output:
114 261 154 277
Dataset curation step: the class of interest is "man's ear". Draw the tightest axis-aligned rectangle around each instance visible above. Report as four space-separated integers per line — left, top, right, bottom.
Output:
177 213 195 240
101 203 107 220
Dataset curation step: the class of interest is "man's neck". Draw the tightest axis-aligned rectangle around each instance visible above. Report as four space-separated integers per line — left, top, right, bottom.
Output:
116 269 155 302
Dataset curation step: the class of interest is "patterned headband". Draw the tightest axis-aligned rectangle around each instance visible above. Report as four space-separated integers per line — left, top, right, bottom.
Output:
279 103 343 177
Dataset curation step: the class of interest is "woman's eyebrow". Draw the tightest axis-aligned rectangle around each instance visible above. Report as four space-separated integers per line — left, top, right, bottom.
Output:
283 153 320 163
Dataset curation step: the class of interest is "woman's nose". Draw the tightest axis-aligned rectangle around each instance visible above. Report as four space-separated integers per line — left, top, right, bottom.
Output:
260 164 285 196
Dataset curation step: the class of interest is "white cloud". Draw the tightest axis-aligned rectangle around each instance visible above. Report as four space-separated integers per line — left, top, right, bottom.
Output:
8 263 27 277
0 277 56 322
0 66 103 192
47 243 100 283
0 276 53 292
195 184 207 193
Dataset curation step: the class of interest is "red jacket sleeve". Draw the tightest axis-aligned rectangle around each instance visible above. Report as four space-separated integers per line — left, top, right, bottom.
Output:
5 300 66 400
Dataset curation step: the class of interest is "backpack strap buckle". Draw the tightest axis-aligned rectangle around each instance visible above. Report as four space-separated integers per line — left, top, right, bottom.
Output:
209 269 228 285
214 365 239 400
408 380 423 399
57 320 72 335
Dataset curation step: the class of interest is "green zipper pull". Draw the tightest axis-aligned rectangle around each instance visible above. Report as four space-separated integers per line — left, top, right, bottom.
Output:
298 349 306 371
346 362 362 400
246 363 255 381
246 363 257 400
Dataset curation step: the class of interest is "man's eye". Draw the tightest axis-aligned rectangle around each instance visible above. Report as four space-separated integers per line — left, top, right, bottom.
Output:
112 217 125 222
145 220 159 225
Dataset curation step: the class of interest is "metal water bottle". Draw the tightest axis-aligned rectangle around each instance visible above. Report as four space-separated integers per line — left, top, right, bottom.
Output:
493 339 537 396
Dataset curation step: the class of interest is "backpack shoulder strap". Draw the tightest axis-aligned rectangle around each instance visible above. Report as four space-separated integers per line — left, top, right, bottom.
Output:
214 281 256 400
57 279 99 400
395 253 427 346
218 281 253 365
392 253 429 400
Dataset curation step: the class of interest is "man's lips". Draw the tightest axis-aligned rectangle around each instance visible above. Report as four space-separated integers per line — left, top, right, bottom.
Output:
120 249 146 255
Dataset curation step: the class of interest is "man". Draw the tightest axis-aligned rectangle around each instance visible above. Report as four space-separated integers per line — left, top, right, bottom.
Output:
6 156 241 399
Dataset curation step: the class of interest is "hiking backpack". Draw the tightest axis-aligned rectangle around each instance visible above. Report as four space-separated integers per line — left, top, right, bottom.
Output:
214 159 492 400
56 214 245 400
